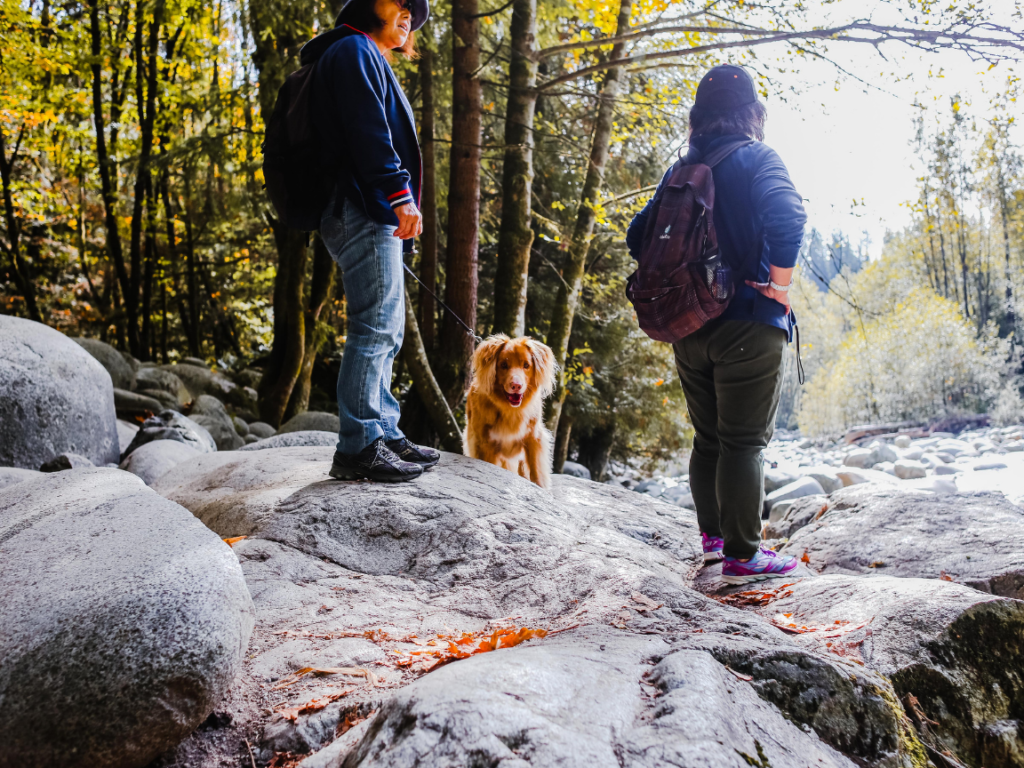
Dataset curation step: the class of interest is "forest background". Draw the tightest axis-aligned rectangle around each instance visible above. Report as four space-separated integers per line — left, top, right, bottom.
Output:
2 0 1023 480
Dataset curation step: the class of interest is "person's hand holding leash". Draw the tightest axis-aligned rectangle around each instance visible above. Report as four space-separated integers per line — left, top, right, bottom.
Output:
393 202 423 240
745 265 794 315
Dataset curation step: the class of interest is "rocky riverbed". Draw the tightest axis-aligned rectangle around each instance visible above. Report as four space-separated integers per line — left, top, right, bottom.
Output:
4 314 1024 768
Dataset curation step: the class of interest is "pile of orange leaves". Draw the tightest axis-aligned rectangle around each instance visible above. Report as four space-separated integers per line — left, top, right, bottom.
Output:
712 584 794 608
392 626 548 673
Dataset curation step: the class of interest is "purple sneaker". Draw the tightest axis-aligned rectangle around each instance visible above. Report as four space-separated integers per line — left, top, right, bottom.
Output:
721 546 798 585
702 532 724 563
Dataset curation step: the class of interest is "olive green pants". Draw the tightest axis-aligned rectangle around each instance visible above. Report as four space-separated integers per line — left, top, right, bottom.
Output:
673 320 787 559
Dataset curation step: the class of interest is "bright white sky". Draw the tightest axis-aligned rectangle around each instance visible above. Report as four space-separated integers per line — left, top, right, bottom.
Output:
749 1 1022 258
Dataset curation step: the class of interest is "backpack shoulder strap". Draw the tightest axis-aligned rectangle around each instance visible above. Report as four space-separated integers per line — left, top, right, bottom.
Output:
683 138 754 169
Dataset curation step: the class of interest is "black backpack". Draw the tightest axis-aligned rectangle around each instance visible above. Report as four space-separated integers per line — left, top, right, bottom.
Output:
262 28 348 232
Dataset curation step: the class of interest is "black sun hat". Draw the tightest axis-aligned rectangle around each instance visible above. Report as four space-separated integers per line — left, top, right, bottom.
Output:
694 64 758 110
336 0 430 32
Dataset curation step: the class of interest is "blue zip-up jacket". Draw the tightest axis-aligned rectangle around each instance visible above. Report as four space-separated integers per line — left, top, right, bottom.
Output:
626 134 806 338
306 25 421 226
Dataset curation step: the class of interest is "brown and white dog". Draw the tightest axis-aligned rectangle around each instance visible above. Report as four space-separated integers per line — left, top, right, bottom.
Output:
464 334 556 488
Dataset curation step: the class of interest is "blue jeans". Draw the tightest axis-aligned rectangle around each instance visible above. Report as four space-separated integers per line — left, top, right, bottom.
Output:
321 195 406 454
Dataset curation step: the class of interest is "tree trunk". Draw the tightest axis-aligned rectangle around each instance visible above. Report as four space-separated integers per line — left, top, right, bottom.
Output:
258 228 308 426
285 234 336 420
552 409 571 474
89 0 133 341
438 0 482 405
249 0 315 423
403 286 463 451
159 170 199 355
545 0 633 433
417 40 439 351
125 0 162 355
0 123 43 323
996 166 1016 334
492 0 538 337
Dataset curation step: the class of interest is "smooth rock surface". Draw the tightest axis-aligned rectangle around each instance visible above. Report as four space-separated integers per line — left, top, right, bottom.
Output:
119 439 203 486
238 430 337 451
189 395 244 451
135 386 184 412
780 485 1024 598
279 411 342 435
153 450 922 768
136 367 191 406
248 421 277 439
161 362 238 402
232 416 250 436
117 418 140 454
560 460 592 480
0 469 254 768
0 316 120 469
0 467 42 490
73 337 136 391
341 628 857 768
113 387 165 419
764 476 825 516
893 459 927 479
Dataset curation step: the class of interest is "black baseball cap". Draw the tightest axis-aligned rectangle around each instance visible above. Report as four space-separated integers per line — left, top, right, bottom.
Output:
694 65 758 110
336 0 430 32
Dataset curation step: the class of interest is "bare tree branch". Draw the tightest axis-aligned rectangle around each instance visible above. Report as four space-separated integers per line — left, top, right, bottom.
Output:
537 22 1024 91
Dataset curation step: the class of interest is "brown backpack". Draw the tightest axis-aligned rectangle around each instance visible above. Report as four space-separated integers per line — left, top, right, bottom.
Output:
626 139 752 343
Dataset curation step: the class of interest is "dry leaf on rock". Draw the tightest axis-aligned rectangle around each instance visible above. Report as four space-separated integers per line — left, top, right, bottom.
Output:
222 536 247 547
630 592 664 612
276 689 355 722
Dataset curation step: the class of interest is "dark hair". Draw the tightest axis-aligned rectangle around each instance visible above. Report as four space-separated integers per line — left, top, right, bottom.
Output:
688 100 767 142
337 0 418 60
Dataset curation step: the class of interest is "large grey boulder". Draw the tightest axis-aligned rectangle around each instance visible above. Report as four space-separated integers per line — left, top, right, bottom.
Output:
763 494 828 540
779 485 1024 598
0 316 119 469
116 419 140 454
153 450 925 768
189 395 244 451
560 460 592 480
119 439 202 486
279 411 341 435
136 367 191 406
73 337 136 391
120 410 217 459
761 575 1024 768
238 430 337 451
764 476 826 517
0 467 42 490
113 387 165 420
160 363 255 411
340 628 856 768
0 469 254 768
248 421 277 439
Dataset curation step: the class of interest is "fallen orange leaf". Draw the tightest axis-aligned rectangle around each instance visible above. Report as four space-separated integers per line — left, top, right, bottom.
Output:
223 536 247 547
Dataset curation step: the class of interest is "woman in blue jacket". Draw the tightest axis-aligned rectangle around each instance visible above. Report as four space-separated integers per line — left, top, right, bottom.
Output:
308 0 437 482
627 65 807 583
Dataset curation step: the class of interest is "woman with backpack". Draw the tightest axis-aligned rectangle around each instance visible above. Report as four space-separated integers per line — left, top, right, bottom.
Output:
304 0 438 482
626 64 807 584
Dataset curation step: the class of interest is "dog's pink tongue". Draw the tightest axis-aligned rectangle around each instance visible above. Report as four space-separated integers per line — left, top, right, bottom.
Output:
507 392 523 407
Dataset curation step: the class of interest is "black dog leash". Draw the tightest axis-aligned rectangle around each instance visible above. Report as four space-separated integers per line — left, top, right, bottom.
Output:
402 257 483 345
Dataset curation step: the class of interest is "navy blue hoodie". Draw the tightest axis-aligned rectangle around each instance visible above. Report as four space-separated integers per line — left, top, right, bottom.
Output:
306 25 421 226
626 134 807 338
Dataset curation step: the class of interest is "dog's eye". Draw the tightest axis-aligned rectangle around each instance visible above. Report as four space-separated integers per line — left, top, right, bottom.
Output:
523 360 531 369
500 360 509 369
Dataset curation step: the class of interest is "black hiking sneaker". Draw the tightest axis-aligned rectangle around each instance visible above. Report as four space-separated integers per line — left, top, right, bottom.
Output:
329 438 423 482
386 438 441 469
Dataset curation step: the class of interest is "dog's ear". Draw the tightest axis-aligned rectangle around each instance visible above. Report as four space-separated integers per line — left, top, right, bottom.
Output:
526 338 557 398
471 334 509 393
